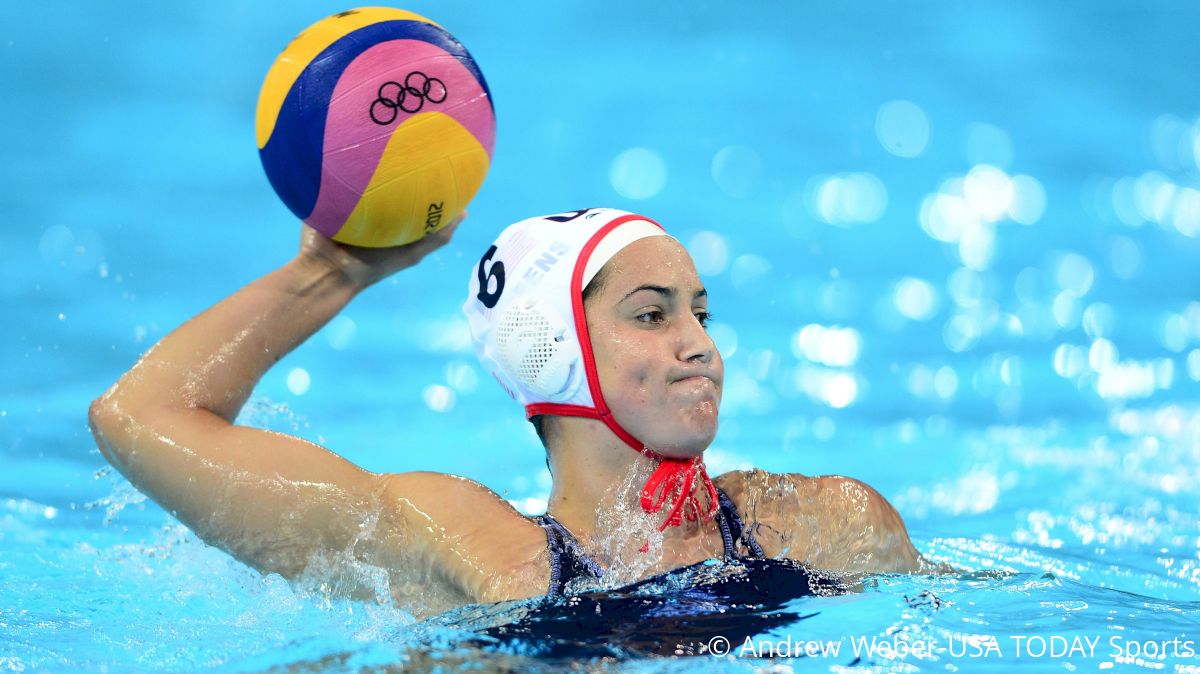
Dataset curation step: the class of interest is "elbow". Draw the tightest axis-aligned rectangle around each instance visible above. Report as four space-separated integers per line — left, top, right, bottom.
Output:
89 377 147 437
88 390 130 466
88 395 115 461
88 390 119 436
87 395 108 431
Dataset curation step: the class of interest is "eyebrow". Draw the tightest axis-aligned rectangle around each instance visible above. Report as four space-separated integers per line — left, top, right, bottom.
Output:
620 284 708 303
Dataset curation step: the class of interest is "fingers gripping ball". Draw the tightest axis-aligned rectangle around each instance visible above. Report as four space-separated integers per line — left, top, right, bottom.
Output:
256 8 495 247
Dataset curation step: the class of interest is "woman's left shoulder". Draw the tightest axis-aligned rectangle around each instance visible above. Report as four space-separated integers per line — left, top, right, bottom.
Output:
711 470 923 572
712 466 801 485
710 469 817 559
801 475 926 573
711 468 796 503
714 469 886 510
741 471 903 527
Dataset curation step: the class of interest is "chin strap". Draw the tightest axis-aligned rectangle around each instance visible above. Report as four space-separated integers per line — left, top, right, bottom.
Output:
639 454 719 531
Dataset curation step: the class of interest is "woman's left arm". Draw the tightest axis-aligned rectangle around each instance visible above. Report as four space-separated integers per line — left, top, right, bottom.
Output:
800 475 945 574
717 469 952 575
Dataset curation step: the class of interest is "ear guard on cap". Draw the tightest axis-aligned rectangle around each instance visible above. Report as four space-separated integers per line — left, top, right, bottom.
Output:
491 296 582 402
465 208 665 411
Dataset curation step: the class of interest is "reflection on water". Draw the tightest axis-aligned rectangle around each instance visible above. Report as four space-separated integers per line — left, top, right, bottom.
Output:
3 0 1199 671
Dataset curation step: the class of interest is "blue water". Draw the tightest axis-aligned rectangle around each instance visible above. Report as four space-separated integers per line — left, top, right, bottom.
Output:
3 1 1199 672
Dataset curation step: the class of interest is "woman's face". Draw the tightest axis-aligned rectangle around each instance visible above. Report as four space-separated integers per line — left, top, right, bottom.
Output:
584 236 723 458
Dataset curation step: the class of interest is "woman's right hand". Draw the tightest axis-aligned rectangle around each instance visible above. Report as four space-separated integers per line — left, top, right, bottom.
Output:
299 211 466 291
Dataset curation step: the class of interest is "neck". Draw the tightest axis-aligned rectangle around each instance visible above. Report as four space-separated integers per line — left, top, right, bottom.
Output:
545 416 713 548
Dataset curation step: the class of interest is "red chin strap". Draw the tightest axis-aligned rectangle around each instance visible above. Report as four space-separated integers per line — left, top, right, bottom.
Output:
528 400 721 531
526 214 721 532
641 454 720 531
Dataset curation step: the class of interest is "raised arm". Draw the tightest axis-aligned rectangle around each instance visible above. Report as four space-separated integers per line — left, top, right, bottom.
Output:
88 222 462 582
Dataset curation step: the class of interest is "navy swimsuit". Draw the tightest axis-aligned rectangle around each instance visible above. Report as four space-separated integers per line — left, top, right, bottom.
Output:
533 487 765 596
473 490 839 658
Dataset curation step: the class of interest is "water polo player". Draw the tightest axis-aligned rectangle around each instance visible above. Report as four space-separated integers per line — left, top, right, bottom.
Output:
89 208 940 616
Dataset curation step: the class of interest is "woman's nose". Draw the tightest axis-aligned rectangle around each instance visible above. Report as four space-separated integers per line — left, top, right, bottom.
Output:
678 314 715 364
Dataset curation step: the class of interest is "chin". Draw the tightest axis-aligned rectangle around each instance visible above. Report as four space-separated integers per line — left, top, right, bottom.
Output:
645 423 718 460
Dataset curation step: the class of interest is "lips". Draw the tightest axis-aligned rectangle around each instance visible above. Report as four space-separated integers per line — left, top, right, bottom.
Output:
671 373 720 390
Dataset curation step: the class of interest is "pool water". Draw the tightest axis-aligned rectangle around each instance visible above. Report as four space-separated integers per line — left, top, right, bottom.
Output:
2 1 1199 672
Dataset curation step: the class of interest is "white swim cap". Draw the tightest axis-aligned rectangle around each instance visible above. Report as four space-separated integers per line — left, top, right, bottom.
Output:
464 208 666 419
463 207 719 531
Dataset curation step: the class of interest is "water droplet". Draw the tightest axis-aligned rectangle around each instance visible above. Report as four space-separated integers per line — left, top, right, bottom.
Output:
1159 313 1190 352
811 416 836 440
1052 291 1081 330
730 254 772 289
920 191 978 243
943 314 981 353
39 225 75 266
324 315 357 351
1053 343 1087 378
1082 303 1115 338
1110 177 1144 227
1150 114 1190 171
711 145 762 198
609 147 667 200
908 365 934 398
963 165 1014 222
422 384 456 412
809 173 888 226
1109 236 1142 280
1186 348 1200 381
822 373 858 408
893 277 939 321
287 368 311 395
1054 253 1095 296
789 324 861 366
875 100 930 158
707 322 738 359
933 366 958 399
1088 339 1118 372
958 222 996 271
445 361 479 393
1171 187 1200 237
948 267 986 308
687 231 729 276
1008 175 1046 225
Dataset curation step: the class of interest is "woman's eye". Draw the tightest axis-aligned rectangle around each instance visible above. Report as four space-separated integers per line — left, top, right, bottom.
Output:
636 311 665 324
695 312 713 328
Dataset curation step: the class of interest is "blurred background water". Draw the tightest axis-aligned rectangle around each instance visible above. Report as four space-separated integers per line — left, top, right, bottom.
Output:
1 1 1198 672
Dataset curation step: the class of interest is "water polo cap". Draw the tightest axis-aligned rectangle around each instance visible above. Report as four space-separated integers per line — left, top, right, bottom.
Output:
463 208 719 530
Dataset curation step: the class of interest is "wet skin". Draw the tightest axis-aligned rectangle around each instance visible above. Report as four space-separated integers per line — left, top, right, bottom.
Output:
89 217 938 619
584 237 724 458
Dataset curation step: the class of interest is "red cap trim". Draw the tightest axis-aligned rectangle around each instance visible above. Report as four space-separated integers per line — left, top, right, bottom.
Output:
526 214 720 529
570 215 663 455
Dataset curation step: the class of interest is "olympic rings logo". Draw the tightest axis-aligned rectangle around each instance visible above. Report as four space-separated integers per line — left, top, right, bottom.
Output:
369 71 448 124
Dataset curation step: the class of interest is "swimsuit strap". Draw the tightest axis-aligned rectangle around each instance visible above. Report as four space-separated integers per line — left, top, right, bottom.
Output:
533 513 604 596
714 487 765 559
534 486 764 596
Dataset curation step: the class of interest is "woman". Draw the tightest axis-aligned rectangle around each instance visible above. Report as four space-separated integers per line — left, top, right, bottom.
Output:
89 207 937 618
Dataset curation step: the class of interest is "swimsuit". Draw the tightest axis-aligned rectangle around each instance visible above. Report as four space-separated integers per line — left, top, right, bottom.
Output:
533 487 765 596
470 490 839 658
